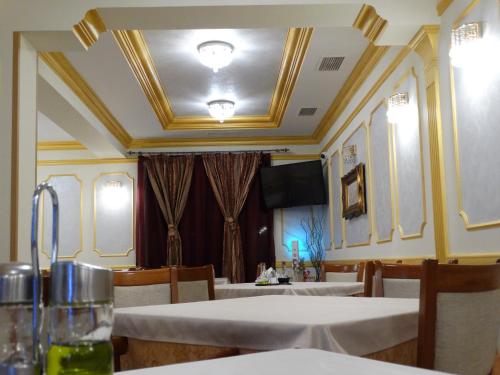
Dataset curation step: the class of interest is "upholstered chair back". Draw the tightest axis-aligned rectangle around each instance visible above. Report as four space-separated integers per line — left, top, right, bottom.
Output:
371 261 422 298
320 262 365 282
174 265 215 303
113 268 178 308
418 260 500 375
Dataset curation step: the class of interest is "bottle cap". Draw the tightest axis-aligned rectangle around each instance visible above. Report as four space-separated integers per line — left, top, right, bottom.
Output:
0 263 33 305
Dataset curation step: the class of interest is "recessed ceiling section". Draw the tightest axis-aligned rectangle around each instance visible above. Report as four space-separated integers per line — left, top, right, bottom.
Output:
38 112 75 141
143 28 287 117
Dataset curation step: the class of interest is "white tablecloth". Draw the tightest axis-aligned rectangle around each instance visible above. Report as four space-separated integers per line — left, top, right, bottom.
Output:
113 295 419 356
215 282 364 299
214 277 229 285
121 348 448 375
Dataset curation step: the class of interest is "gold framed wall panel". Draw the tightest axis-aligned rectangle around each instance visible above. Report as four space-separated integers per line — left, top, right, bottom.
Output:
40 174 84 259
391 68 427 240
449 0 500 231
328 150 344 249
367 99 395 244
93 172 136 257
341 122 372 248
113 28 312 131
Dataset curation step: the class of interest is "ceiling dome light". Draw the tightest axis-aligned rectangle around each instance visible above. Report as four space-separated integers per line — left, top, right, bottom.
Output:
197 41 234 73
207 100 235 123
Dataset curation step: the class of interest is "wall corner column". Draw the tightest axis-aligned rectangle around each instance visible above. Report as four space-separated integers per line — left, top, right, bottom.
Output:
409 26 449 263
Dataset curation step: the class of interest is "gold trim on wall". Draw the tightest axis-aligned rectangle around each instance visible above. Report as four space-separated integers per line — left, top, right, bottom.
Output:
449 0 500 231
37 141 87 151
341 122 372 248
39 52 132 148
315 44 389 143
367 99 395 244
73 9 106 50
391 67 427 240
92 172 136 257
437 0 455 16
353 4 388 43
40 174 84 260
270 154 320 161
38 158 137 166
10 32 20 261
113 28 313 131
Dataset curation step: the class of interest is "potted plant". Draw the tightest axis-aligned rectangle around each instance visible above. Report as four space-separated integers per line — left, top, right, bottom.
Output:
301 214 326 281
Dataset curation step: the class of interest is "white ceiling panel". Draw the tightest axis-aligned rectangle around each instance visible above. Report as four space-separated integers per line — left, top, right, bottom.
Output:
144 28 287 117
37 111 74 141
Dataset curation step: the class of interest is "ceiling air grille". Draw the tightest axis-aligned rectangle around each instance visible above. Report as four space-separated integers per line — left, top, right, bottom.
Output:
318 56 345 71
298 107 318 116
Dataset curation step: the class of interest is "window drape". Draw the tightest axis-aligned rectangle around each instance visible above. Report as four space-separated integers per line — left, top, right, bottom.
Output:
202 152 261 283
142 155 194 266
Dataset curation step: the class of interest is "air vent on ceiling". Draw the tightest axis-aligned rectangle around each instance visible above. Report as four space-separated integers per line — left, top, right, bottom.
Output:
298 107 318 116
318 56 345 71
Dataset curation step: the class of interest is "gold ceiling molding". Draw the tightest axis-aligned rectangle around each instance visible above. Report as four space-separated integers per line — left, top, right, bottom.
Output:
37 141 87 151
129 135 316 149
353 4 388 43
321 46 411 153
270 154 320 161
73 9 106 50
437 0 454 16
314 44 389 142
38 158 137 166
112 28 313 131
39 52 132 148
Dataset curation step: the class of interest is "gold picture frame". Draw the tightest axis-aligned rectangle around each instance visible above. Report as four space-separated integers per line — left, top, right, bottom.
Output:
341 163 367 219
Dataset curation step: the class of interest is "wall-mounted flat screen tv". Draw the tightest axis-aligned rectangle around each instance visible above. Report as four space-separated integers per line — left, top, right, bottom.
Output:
260 160 327 209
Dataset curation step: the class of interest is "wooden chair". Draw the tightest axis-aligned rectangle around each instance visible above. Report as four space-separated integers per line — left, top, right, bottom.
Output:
417 259 500 375
363 261 376 297
112 268 179 371
368 261 422 298
174 265 215 303
447 258 458 264
320 262 365 282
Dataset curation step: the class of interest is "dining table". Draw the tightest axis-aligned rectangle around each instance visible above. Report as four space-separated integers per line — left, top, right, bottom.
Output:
121 349 449 375
214 281 364 299
113 295 420 370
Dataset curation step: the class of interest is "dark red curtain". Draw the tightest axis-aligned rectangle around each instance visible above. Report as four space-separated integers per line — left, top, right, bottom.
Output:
136 154 275 281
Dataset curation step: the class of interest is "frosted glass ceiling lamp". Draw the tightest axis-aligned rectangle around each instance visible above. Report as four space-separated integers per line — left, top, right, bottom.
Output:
207 100 235 123
387 92 409 124
197 41 234 73
449 22 482 68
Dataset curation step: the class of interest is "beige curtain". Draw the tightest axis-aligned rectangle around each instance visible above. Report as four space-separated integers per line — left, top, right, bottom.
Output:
144 155 194 266
202 152 261 283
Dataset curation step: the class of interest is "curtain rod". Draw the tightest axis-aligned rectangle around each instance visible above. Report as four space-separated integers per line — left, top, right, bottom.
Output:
126 148 290 157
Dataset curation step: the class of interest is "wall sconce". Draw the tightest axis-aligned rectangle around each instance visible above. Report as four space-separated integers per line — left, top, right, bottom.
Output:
343 145 357 164
449 22 482 68
387 92 409 124
102 180 127 209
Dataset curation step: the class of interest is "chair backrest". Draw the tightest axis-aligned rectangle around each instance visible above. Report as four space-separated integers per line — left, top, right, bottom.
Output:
417 259 500 375
371 261 422 298
320 262 365 282
113 268 179 307
174 265 215 303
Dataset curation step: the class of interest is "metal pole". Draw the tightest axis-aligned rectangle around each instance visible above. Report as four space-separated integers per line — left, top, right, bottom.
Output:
126 148 290 157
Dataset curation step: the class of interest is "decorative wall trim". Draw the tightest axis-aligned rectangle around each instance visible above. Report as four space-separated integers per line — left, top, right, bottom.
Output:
341 122 372 248
454 0 480 27
73 9 106 50
39 52 132 148
367 99 395 244
315 44 389 142
10 32 20 261
270 154 320 161
37 158 137 166
437 0 455 16
449 252 500 264
321 46 412 153
92 172 136 257
409 25 448 262
37 141 87 151
391 68 427 240
41 174 84 259
113 28 313 131
129 135 316 148
353 4 388 43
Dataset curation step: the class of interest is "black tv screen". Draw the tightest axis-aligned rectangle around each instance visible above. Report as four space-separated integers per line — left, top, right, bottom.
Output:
261 160 327 209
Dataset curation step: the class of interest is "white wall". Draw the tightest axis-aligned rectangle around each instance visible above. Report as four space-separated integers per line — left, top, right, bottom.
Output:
35 160 137 269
